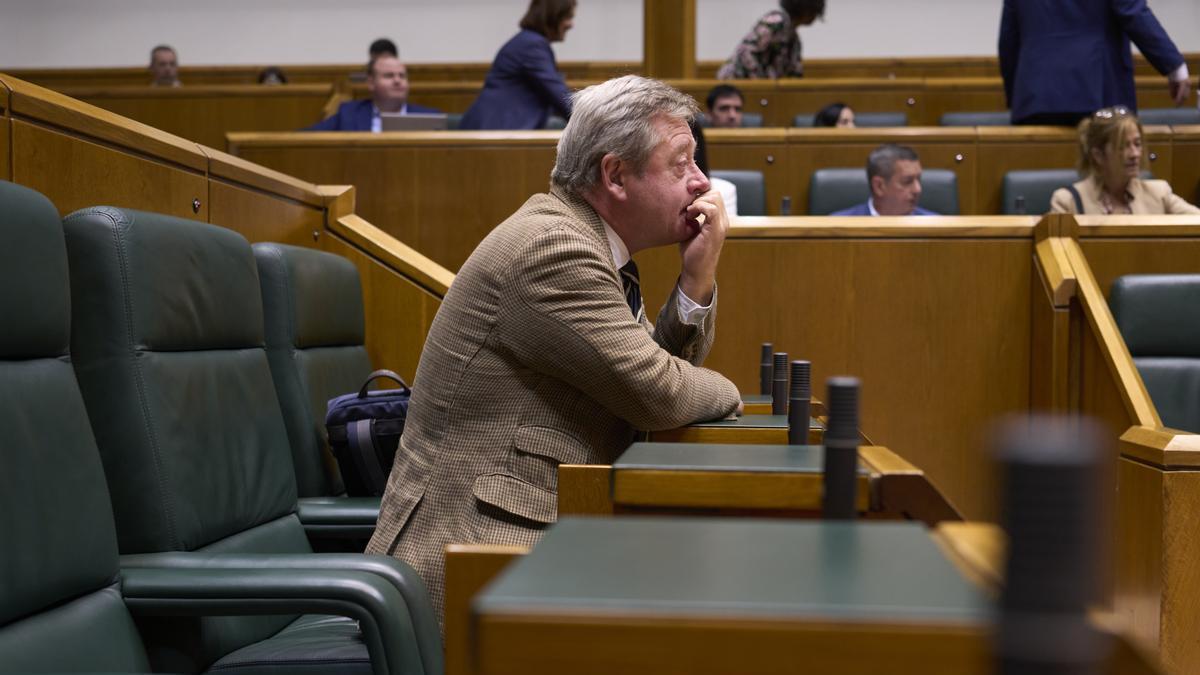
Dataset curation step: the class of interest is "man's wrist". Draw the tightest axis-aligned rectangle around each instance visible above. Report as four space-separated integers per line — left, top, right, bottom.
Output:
1169 63 1190 83
678 273 715 306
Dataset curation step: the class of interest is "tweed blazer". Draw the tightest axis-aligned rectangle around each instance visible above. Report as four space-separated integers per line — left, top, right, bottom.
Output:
366 186 742 619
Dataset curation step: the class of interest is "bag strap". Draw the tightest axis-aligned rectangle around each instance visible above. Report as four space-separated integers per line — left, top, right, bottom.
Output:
1067 185 1084 214
348 419 388 495
358 369 410 398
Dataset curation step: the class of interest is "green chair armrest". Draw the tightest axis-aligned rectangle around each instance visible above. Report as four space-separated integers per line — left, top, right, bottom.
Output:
120 552 443 675
297 496 380 536
120 565 421 675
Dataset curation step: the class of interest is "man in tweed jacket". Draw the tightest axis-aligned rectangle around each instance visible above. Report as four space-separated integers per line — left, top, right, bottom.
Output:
367 75 743 621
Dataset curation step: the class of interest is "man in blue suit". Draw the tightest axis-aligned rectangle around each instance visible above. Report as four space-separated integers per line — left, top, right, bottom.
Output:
999 0 1190 126
307 55 441 131
832 145 937 217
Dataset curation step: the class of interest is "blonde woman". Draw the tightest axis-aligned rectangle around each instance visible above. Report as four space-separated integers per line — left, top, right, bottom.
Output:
1050 106 1200 214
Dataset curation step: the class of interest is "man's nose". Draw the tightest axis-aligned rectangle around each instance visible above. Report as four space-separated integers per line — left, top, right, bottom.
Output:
690 167 711 195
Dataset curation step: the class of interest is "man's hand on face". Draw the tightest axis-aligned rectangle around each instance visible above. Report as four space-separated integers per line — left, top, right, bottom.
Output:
678 188 730 305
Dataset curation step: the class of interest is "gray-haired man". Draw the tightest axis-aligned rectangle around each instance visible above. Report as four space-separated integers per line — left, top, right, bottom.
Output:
367 75 742 622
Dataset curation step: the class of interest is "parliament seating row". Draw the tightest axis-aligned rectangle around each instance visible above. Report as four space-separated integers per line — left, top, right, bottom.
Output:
228 126 1200 272
26 73 1192 149
11 51 1194 88
0 180 440 674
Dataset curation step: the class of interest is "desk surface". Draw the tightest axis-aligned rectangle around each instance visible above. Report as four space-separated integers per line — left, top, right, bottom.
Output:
477 517 988 622
689 413 821 430
615 442 861 474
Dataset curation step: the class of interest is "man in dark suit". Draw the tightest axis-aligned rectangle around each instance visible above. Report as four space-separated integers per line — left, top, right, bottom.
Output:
307 55 440 131
832 144 937 216
999 0 1190 126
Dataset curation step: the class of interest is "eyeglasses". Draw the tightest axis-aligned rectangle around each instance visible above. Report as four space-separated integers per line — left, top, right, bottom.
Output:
1094 106 1132 119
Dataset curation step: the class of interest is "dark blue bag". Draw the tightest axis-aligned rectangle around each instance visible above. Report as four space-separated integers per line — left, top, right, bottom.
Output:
326 369 411 497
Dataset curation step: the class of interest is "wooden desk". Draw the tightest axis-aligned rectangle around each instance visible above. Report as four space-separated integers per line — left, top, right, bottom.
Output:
56 84 334 149
559 443 959 526
471 517 991 675
648 414 821 444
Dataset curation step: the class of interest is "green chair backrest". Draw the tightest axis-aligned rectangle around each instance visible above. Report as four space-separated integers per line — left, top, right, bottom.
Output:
711 169 767 216
0 181 150 673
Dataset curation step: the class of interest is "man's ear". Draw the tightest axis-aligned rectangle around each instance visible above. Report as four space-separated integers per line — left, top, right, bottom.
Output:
599 153 627 200
870 175 885 198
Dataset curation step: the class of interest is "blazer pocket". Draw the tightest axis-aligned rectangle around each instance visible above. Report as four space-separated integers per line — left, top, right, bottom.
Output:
471 473 557 525
510 425 587 491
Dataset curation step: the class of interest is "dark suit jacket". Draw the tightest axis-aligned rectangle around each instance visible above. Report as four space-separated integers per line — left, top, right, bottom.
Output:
459 29 572 130
831 202 937 216
999 0 1184 123
366 186 740 622
305 99 442 131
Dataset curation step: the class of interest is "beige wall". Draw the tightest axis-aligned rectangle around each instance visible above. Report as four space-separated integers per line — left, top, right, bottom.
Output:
4 0 1199 68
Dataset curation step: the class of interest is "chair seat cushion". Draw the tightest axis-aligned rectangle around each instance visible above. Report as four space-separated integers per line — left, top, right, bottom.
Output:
208 614 369 674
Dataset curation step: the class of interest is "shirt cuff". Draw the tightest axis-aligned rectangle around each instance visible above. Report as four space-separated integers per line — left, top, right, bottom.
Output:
1170 63 1189 83
675 283 714 326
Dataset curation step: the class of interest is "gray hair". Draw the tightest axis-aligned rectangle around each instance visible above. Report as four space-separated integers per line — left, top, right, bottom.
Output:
866 144 920 182
551 75 699 194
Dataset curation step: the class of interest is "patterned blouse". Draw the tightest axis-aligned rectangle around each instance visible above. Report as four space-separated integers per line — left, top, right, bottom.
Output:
716 9 804 79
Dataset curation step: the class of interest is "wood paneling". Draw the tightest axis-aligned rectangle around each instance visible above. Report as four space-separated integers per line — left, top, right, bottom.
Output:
1115 457 1165 665
1080 237 1200 299
10 52 1196 89
321 232 443 382
232 133 558 271
444 545 527 675
644 0 696 79
208 179 323 246
637 226 1035 521
1169 126 1200 206
1159 469 1200 674
0 80 10 182
58 84 333 149
11 119 208 220
701 129 789 214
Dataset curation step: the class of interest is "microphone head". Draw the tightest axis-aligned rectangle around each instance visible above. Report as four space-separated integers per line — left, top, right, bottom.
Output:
789 360 811 398
824 376 859 442
760 342 773 363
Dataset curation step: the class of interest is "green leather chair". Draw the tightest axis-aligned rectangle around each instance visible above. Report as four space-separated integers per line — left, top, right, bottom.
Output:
710 169 766 216
939 111 1011 126
253 243 379 544
1138 108 1200 126
0 180 153 672
61 206 442 675
808 168 959 215
1109 275 1200 433
1001 169 1079 214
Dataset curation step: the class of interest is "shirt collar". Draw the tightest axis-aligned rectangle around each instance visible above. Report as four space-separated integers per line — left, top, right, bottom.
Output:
599 217 630 269
867 198 880 217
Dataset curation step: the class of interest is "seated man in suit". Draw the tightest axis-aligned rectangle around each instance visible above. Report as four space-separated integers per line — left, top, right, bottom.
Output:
706 84 745 128
306 54 440 131
367 75 743 622
832 144 937 216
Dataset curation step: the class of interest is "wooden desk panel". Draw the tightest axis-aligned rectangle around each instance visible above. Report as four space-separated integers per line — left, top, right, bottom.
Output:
1170 127 1200 206
0 83 10 182
635 228 1035 521
63 85 334 149
11 119 208 220
208 179 323 247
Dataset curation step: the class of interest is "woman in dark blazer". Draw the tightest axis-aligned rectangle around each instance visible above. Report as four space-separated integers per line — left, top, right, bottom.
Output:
459 0 575 130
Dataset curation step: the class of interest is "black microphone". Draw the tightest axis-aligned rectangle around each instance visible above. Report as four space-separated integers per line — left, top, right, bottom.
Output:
994 416 1108 675
822 376 859 520
787 360 811 445
759 342 773 396
771 352 789 416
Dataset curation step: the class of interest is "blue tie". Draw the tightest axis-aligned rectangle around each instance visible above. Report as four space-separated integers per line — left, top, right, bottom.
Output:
620 259 642 320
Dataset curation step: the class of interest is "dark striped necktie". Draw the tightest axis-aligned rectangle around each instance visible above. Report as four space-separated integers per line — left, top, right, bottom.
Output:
619 259 642 320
